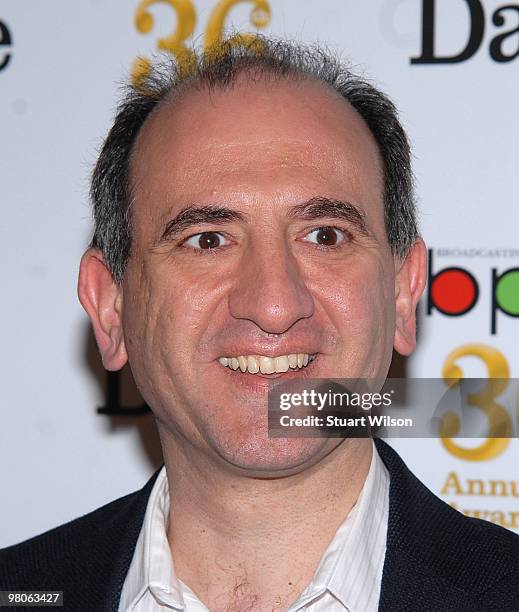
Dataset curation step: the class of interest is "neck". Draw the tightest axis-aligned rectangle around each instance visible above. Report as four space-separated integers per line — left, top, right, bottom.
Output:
159 429 372 610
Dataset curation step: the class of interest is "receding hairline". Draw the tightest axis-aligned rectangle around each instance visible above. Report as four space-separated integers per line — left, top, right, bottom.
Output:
89 38 418 282
128 67 385 196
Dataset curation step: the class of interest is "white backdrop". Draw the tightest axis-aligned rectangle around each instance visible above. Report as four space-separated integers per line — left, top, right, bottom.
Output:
1 0 518 548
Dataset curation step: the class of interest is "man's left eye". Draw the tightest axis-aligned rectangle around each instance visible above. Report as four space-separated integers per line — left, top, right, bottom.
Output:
304 226 347 247
183 231 229 250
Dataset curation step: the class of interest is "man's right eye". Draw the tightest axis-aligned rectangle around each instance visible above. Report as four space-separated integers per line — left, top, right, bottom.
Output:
182 231 229 251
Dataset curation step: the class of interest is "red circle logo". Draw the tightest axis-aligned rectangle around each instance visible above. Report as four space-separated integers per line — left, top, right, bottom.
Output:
431 268 479 315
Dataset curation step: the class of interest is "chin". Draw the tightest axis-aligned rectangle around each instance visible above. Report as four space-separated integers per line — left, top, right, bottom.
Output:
208 432 338 478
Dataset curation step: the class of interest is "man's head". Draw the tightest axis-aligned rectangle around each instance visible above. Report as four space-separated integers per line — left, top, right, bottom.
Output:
78 38 427 476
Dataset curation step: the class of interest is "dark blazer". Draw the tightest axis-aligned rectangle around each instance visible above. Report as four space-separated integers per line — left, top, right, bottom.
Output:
1 440 518 611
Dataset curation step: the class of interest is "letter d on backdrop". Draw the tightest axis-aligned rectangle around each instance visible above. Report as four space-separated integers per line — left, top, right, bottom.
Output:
411 0 485 64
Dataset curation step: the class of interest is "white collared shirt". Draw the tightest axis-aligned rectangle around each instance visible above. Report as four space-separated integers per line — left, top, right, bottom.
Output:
119 441 389 612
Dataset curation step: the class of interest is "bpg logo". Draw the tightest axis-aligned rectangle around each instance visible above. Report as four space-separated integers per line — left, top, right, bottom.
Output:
427 249 519 333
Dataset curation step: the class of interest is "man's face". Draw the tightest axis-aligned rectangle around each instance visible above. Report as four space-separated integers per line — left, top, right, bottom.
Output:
121 76 400 474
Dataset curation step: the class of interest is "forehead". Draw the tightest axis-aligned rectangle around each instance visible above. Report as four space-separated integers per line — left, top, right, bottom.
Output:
130 74 384 222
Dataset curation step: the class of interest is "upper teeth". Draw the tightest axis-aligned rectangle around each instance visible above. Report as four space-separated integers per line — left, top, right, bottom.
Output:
218 353 314 374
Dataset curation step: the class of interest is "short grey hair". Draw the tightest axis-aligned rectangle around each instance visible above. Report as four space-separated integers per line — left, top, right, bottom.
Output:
90 36 418 282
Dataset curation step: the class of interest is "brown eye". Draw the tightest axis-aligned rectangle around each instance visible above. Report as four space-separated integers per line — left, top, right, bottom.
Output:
306 226 345 247
184 231 228 251
198 232 221 249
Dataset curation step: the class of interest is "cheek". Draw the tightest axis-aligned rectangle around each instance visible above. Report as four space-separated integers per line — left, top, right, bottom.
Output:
161 263 232 354
125 257 233 365
312 256 395 341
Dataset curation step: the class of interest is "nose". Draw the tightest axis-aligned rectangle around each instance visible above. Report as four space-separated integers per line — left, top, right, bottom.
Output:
228 241 315 334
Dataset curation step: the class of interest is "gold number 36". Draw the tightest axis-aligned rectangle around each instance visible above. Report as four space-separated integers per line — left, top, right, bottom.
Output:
440 344 512 461
132 0 272 86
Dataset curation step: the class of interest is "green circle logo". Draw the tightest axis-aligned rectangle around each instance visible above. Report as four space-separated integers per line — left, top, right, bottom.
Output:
496 270 519 315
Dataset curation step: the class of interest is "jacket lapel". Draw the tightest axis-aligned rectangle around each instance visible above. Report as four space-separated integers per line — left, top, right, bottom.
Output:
374 439 513 611
92 467 162 612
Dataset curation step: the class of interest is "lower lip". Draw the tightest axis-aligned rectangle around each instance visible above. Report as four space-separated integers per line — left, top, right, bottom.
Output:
215 357 318 392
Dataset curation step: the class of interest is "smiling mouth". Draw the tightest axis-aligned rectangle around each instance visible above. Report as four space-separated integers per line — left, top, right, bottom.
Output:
217 353 317 375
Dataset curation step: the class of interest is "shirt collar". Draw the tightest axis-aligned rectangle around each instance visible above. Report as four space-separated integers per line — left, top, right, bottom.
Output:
327 441 389 610
288 440 390 611
121 466 186 610
121 440 389 612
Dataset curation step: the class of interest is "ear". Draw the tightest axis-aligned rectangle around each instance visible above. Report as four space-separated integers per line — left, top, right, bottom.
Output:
78 248 128 371
393 238 428 356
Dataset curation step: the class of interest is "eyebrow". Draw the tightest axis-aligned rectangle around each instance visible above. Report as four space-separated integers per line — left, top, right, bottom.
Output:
159 206 246 242
158 196 370 243
287 196 370 236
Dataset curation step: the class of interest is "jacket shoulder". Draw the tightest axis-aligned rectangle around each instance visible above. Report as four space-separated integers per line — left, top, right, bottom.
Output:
375 440 519 609
0 468 160 607
438 510 519 608
0 490 135 583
